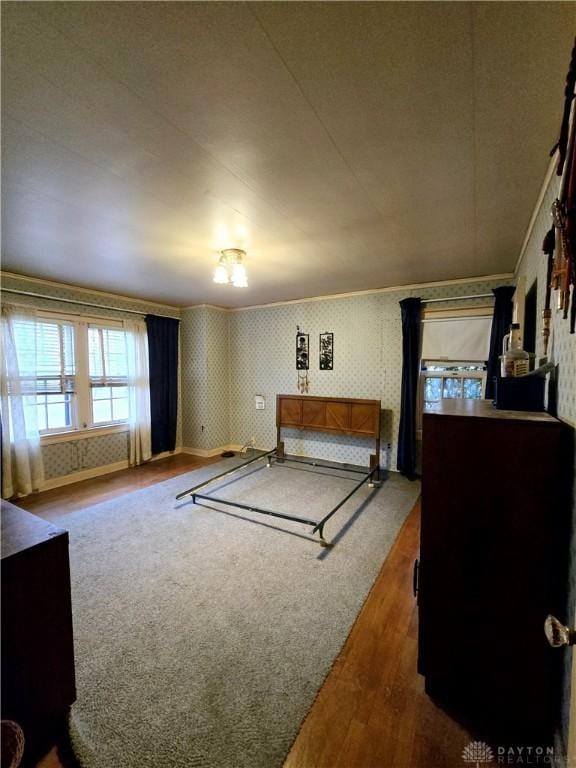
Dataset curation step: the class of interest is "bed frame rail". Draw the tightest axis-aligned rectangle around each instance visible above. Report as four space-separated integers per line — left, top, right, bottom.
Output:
176 446 379 546
176 395 382 545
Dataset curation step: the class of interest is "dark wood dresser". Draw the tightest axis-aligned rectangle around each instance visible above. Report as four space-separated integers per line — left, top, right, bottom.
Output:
1 500 76 764
418 400 568 742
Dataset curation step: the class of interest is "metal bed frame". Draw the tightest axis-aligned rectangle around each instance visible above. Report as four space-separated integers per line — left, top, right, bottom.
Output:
175 448 380 546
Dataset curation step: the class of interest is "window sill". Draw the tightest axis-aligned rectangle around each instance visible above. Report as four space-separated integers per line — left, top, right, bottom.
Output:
40 424 129 445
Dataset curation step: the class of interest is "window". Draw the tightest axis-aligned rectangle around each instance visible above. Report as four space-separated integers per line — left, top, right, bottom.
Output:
88 327 130 425
12 318 77 434
418 308 491 430
9 314 133 436
421 362 486 411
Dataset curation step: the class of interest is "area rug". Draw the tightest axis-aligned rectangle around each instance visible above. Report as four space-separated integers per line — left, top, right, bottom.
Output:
60 456 420 768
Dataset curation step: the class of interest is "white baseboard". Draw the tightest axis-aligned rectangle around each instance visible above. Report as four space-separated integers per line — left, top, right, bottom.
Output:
182 444 235 458
278 448 398 472
42 460 130 490
42 447 183 491
181 446 398 472
150 447 182 462
40 444 397 492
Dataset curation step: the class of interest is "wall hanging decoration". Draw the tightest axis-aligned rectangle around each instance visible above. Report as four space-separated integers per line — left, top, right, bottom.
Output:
296 326 309 393
542 39 576 343
296 328 309 370
319 332 334 370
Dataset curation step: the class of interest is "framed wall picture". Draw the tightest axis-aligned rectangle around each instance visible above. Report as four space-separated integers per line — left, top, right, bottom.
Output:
296 332 309 370
319 332 334 370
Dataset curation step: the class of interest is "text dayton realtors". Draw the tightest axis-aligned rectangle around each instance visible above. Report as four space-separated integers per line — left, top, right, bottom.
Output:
495 745 554 764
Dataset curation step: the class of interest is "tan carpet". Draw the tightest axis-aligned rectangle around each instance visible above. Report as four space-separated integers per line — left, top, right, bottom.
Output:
61 455 420 768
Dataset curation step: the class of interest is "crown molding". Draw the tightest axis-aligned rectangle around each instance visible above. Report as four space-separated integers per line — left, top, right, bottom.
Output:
514 154 557 277
182 273 514 313
2 269 513 316
181 303 232 313
0 270 181 312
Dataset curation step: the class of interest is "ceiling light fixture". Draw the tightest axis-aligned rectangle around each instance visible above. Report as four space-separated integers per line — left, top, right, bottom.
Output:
213 248 248 288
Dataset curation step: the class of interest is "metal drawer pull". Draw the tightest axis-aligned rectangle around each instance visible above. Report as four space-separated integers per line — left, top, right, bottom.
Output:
544 615 576 647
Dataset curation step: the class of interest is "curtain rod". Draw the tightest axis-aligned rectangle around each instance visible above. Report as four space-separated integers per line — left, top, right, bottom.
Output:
1 285 492 314
0 288 181 320
422 293 493 304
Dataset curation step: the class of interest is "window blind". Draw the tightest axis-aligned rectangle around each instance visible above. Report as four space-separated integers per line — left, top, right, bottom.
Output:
11 319 76 394
421 316 492 362
88 326 129 387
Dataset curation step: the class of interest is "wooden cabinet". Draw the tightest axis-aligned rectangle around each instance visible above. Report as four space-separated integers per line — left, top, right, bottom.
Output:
418 400 568 742
1 501 76 763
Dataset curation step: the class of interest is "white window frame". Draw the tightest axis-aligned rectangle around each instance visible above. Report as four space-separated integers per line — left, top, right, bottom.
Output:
417 304 492 437
87 324 131 428
35 391 78 436
16 315 78 437
421 363 487 402
34 311 131 442
417 362 487 436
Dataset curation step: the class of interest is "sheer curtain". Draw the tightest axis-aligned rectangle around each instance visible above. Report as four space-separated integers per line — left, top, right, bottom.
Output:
0 305 45 498
125 320 152 466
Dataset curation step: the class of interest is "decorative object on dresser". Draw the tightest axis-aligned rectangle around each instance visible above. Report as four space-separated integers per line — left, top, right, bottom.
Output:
417 399 569 744
1 501 76 765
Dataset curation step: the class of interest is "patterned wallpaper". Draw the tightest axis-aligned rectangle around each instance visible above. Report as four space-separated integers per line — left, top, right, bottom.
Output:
43 432 129 479
181 306 229 450
230 280 510 468
0 273 182 479
180 277 510 469
514 171 576 764
515 175 576 426
2 272 515 477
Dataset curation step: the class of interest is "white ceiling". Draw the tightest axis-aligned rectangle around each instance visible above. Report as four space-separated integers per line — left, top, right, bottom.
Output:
1 2 574 308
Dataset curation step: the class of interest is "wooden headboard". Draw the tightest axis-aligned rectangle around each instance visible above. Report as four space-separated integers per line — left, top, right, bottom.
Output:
276 394 381 471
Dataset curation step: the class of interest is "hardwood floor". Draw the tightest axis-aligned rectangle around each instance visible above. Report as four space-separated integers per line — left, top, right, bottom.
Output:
18 452 219 521
17 455 482 768
284 500 489 768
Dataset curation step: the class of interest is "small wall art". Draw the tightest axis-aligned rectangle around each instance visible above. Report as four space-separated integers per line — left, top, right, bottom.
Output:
319 332 334 370
296 330 309 370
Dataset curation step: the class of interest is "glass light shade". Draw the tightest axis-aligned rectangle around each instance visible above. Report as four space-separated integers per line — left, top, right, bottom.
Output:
231 263 248 287
213 264 229 284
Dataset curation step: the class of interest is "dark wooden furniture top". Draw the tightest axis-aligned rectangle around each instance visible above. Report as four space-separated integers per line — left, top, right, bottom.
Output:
1 501 67 558
425 397 559 424
276 394 381 439
1 500 76 763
